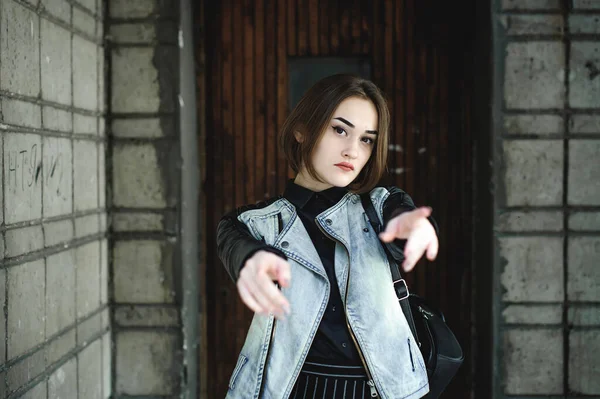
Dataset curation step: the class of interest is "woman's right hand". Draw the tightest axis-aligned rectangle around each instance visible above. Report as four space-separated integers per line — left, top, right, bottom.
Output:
236 250 291 320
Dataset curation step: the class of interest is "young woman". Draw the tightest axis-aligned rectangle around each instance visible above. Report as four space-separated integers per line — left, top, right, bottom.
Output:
217 74 438 399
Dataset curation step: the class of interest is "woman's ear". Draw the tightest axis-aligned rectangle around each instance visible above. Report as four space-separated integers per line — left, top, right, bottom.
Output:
294 130 304 143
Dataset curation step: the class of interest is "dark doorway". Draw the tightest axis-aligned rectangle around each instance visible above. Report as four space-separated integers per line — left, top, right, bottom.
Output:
288 56 372 108
196 1 482 397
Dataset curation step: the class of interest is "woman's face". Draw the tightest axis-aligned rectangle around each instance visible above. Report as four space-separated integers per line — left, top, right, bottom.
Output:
295 96 379 192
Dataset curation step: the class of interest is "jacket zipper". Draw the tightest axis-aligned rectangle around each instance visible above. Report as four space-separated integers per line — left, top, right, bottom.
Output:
317 222 380 398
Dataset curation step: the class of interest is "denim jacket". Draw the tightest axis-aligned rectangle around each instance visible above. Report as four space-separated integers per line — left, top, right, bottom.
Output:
222 187 430 399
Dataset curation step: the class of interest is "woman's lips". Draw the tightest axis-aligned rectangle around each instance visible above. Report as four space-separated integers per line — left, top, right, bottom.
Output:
335 163 354 172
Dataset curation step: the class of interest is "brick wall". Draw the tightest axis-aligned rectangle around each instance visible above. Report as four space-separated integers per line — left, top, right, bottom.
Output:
0 0 109 398
494 0 600 396
107 0 183 397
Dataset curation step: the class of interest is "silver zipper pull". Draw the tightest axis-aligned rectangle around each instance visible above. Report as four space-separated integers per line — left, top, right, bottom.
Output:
418 305 434 319
367 380 378 397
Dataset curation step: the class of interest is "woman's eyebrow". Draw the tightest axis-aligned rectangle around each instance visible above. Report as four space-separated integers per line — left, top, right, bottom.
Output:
334 117 378 135
334 117 354 128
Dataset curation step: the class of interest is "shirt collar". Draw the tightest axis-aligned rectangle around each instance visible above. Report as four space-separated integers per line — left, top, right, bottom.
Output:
284 179 349 210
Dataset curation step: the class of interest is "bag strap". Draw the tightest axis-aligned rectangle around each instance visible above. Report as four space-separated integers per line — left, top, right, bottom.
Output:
360 193 419 343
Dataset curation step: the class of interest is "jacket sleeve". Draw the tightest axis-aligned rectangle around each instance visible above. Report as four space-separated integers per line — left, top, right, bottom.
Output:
216 208 287 282
382 186 439 262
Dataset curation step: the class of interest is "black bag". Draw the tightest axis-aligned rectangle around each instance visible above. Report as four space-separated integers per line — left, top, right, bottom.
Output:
360 194 464 399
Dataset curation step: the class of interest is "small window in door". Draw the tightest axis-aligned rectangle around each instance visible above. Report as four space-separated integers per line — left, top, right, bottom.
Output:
288 57 372 109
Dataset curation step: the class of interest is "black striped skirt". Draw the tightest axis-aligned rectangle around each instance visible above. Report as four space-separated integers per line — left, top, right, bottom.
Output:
289 361 371 399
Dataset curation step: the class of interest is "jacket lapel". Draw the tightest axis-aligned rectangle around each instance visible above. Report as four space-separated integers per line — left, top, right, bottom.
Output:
273 213 328 279
316 195 355 299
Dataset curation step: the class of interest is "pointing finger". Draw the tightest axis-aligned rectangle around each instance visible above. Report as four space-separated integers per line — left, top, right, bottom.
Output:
379 207 433 242
275 259 291 288
409 206 432 221
402 231 428 271
257 271 290 318
237 279 264 314
426 237 439 261
379 217 399 243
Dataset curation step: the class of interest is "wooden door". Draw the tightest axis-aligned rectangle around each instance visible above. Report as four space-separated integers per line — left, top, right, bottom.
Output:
198 1 475 397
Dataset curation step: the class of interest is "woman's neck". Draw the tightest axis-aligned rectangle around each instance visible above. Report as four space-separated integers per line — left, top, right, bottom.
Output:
294 170 332 192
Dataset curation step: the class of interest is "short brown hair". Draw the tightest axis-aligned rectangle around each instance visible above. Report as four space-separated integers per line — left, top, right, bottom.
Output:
279 74 390 193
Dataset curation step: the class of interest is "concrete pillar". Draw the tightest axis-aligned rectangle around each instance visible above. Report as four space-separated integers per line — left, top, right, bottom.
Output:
493 0 600 396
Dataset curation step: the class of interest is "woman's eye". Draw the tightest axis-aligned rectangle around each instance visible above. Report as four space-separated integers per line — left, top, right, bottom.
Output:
362 137 375 145
333 126 346 135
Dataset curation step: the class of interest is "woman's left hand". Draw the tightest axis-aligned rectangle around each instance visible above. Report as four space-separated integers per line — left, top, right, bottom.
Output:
378 207 439 272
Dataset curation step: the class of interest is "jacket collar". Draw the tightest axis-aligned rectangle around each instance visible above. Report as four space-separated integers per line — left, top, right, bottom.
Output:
284 179 348 210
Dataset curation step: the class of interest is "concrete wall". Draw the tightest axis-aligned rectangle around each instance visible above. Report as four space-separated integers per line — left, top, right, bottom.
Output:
493 0 600 397
0 0 109 397
107 0 184 397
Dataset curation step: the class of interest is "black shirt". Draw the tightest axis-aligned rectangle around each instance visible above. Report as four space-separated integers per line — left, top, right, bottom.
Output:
284 181 364 365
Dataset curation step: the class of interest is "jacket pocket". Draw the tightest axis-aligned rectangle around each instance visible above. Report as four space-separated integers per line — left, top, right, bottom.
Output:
228 354 248 390
407 336 426 373
407 338 415 372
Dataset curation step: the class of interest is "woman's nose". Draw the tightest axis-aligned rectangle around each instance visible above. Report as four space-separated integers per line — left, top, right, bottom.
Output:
342 143 359 159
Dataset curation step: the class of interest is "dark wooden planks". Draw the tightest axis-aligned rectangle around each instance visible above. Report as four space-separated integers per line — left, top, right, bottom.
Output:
255 0 266 200
277 0 291 190
265 0 277 198
319 0 329 54
360 0 371 55
393 0 405 192
232 0 248 358
287 0 297 56
371 0 383 84
383 0 394 177
233 0 244 209
329 0 339 54
297 0 308 56
339 0 351 53
308 0 319 55
217 1 235 395
244 0 256 205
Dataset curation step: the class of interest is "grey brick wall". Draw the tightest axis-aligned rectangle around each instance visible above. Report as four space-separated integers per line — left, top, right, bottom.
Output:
107 0 183 397
494 0 600 397
0 0 109 398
